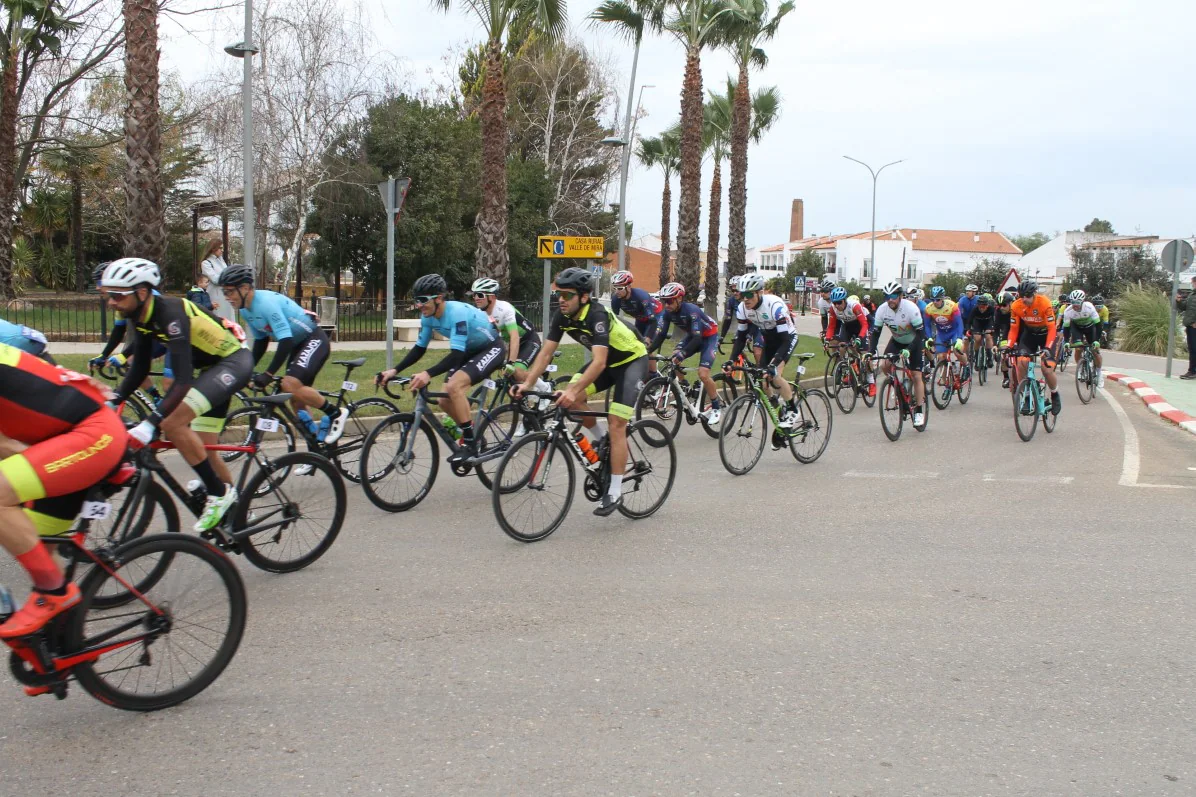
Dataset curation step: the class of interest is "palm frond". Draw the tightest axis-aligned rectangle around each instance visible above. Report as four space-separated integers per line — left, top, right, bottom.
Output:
588 0 644 42
749 85 781 141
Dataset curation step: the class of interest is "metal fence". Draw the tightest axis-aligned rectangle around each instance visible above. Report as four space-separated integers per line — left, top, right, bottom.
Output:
306 296 556 341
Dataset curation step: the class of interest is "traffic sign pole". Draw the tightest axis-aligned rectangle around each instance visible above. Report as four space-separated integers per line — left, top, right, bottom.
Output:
384 176 395 369
1163 239 1193 378
542 258 550 334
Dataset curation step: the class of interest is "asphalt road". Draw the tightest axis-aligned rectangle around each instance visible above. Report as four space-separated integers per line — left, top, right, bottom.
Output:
1 365 1194 796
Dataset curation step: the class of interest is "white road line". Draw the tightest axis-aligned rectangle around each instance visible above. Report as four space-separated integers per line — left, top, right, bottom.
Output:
1100 386 1191 490
842 470 939 480
982 474 1074 484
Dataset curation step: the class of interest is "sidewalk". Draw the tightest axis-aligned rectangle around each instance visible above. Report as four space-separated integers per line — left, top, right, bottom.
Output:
1104 367 1196 437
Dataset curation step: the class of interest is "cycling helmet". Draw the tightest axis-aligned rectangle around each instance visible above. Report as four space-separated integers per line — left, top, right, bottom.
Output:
471 277 500 294
829 287 847 302
964 283 978 293
101 257 160 289
552 267 593 292
611 270 634 288
657 282 685 300
739 274 766 292
909 288 924 301
218 264 255 287
728 275 741 291
819 279 837 292
1068 289 1086 304
1091 294 1105 306
91 262 110 285
412 273 448 296
930 286 946 299
1018 280 1038 297
862 294 871 303
998 291 1014 305
977 293 992 305
881 280 903 298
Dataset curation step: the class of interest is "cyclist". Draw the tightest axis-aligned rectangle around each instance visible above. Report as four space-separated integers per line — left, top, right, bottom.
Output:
925 286 967 374
609 270 664 370
994 291 1016 387
824 286 874 396
1007 280 1061 415
718 275 742 343
651 282 723 425
514 267 648 516
868 281 927 427
470 277 546 388
102 258 253 531
0 317 52 363
816 279 836 339
859 294 878 328
376 273 506 465
0 344 127 644
968 293 997 369
958 283 979 328
89 262 173 397
1062 289 1104 387
218 264 350 444
1091 294 1111 345
724 273 801 440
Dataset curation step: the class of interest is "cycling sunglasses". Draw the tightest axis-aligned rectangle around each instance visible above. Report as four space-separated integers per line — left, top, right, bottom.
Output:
413 294 440 305
471 292 492 299
105 288 138 298
552 290 578 301
739 290 756 299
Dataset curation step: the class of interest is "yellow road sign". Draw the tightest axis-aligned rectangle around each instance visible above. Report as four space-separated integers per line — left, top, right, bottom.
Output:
537 235 604 259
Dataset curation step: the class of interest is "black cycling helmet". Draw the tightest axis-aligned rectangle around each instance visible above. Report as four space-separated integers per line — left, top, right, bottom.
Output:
552 267 593 293
1091 294 1106 306
217 263 255 287
1017 280 1038 297
91 262 110 285
412 273 448 296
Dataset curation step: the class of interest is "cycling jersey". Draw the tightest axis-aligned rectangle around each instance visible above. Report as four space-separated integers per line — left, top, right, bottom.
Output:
719 293 739 339
610 288 663 323
817 296 832 333
1008 295 1057 349
730 294 796 366
0 318 48 357
824 299 870 339
547 301 646 368
652 301 717 349
488 299 537 339
870 299 925 347
238 289 318 342
993 309 1013 341
416 300 500 354
1098 305 1110 326
925 299 964 340
968 305 996 333
1062 302 1101 328
957 294 978 324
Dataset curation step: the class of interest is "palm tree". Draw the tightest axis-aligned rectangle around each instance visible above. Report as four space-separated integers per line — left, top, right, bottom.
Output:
724 0 792 279
702 86 732 309
636 130 680 288
436 0 566 289
663 0 737 300
122 0 167 264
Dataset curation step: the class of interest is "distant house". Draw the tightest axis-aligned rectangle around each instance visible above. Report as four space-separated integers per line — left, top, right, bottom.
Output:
1017 232 1196 288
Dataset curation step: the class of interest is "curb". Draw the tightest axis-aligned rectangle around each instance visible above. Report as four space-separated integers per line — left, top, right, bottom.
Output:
1105 373 1196 437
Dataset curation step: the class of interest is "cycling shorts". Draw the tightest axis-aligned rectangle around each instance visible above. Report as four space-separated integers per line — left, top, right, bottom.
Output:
933 331 963 354
1014 327 1050 358
759 332 797 367
572 355 648 421
182 348 253 434
516 334 541 366
0 406 126 536
884 334 925 372
833 320 862 344
752 329 764 349
1067 324 1099 346
969 317 994 336
445 343 506 386
675 334 718 369
285 329 331 386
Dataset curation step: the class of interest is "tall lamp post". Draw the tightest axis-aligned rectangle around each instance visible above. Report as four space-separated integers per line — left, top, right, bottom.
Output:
225 1 258 272
602 84 654 274
843 156 904 288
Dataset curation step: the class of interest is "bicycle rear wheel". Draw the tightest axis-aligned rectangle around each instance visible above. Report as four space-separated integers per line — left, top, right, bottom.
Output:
219 407 296 470
492 432 576 542
790 388 833 464
823 353 839 393
832 361 857 414
930 361 953 410
474 403 530 490
1013 379 1039 441
334 397 399 484
879 378 903 441
70 534 246 712
359 413 440 512
618 419 676 519
83 479 182 610
698 373 737 438
718 394 767 475
634 376 683 438
1075 359 1095 404
957 366 973 405
234 452 347 572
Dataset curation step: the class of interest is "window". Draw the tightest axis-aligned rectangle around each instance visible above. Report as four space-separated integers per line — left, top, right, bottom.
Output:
907 261 918 280
936 260 946 272
954 261 965 271
862 258 872 278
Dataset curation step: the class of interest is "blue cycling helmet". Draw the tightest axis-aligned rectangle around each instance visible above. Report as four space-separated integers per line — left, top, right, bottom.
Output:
930 286 946 299
829 287 847 302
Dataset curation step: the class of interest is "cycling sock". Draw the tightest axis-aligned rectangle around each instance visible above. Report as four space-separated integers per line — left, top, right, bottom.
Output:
608 473 623 500
459 421 475 445
193 460 226 497
320 399 338 416
16 544 64 592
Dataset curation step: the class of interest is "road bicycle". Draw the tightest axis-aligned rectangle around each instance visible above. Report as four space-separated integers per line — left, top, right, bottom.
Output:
967 334 994 386
930 352 972 410
1012 349 1059 441
717 356 832 474
828 342 877 414
634 354 737 438
821 338 843 393
490 391 676 542
218 357 398 484
877 351 930 441
117 392 347 572
2 468 246 710
1068 340 1100 405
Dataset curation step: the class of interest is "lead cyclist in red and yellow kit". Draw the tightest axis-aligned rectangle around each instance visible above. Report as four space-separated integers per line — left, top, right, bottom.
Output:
0 344 127 643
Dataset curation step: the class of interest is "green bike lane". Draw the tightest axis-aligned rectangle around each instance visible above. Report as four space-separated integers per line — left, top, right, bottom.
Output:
1 371 1193 795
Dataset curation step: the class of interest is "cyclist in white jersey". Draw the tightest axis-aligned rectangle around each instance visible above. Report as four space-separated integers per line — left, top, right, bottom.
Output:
724 274 801 428
868 280 928 426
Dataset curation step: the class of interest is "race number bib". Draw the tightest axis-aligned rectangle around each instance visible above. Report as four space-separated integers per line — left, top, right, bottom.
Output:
256 418 280 432
342 381 358 392
80 501 112 520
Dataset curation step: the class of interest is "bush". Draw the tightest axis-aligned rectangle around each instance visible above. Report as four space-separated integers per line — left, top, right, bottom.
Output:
928 271 967 299
1114 284 1185 356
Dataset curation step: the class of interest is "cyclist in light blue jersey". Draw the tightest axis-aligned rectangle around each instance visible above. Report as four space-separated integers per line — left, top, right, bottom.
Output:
0 317 52 362
376 273 506 464
218 265 350 444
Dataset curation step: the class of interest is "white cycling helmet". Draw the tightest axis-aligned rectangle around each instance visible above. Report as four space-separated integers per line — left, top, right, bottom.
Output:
965 283 979 293
739 274 765 292
101 257 161 289
728 275 741 291
471 277 500 294
882 280 903 297
611 270 634 288
910 287 925 301
1068 289 1086 304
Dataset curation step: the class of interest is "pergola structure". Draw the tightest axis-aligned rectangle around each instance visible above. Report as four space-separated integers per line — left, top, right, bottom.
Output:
190 175 302 292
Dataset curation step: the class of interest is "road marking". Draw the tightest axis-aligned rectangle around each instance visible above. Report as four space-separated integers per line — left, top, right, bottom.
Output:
1100 386 1191 490
982 474 1074 485
843 470 939 480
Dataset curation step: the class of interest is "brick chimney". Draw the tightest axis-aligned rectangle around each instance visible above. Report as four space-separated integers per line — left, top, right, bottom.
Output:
790 199 804 242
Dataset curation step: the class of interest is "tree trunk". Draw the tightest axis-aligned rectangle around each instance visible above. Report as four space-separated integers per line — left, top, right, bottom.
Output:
72 168 85 292
727 60 750 279
476 38 510 288
0 42 19 298
675 46 703 299
122 0 167 267
704 157 722 315
659 174 672 289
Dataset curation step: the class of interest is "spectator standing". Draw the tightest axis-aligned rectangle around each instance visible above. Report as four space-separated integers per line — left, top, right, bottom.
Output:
200 239 234 320
1180 274 1196 379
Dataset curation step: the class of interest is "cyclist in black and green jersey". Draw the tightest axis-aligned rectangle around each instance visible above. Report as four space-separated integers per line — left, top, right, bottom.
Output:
514 267 648 517
103 258 252 531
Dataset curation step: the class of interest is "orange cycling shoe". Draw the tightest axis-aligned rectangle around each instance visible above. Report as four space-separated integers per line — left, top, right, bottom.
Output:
0 583 81 639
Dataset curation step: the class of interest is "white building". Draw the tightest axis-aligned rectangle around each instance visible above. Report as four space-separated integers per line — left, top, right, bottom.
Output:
1015 232 1196 288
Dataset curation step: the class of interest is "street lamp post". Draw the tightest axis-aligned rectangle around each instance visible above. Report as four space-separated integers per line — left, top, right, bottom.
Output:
843 156 904 288
602 83 654 274
225 1 258 272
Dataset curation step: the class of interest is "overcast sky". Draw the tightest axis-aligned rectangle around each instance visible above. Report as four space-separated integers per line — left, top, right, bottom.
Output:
161 0 1196 250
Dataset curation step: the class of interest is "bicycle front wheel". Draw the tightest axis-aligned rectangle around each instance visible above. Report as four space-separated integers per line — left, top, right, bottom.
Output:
70 534 247 712
790 388 833 464
234 452 347 572
931 361 953 410
1076 359 1095 404
832 361 857 414
618 419 676 519
957 366 973 405
334 397 399 483
359 413 440 512
879 378 904 441
718 394 767 475
1013 379 1039 442
635 376 683 438
492 431 576 543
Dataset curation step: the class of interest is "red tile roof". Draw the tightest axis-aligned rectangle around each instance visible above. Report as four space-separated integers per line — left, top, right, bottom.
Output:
898 229 1021 255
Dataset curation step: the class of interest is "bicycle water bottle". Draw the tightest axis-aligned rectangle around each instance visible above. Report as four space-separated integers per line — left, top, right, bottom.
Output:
574 432 600 464
296 409 319 437
0 583 14 624
441 416 462 441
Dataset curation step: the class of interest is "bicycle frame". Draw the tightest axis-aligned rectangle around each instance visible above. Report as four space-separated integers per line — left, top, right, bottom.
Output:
1015 354 1049 417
